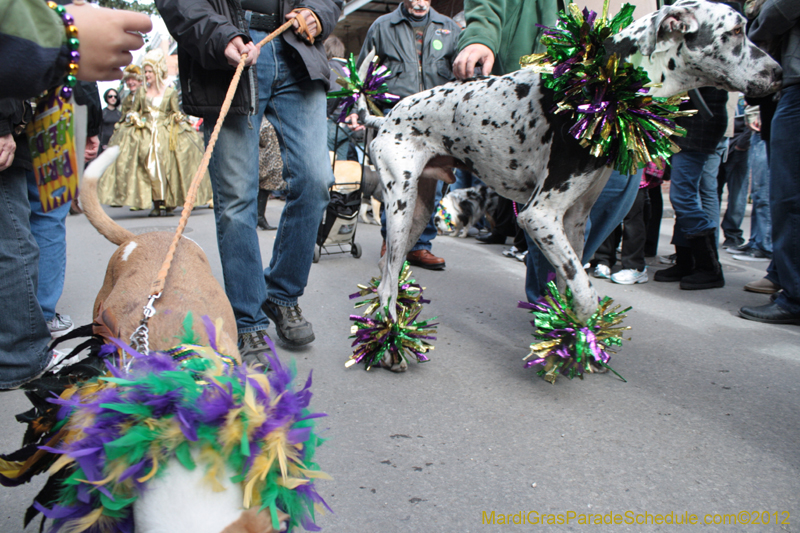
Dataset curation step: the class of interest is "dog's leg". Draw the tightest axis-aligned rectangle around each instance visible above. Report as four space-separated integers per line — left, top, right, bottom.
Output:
518 168 611 322
370 197 382 225
562 168 613 267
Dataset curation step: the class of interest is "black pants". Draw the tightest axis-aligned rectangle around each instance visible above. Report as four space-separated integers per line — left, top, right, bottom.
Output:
594 188 648 271
644 185 663 257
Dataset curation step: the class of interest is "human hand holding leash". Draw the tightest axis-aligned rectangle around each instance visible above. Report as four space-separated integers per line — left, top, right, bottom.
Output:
453 43 494 80
287 9 319 42
225 37 259 68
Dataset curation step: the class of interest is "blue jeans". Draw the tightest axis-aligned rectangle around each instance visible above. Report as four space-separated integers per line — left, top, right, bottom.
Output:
669 149 721 247
747 132 772 255
524 169 641 302
327 118 349 162
204 35 332 333
27 171 70 321
451 168 484 191
380 180 443 252
766 84 800 314
719 146 750 246
0 165 51 388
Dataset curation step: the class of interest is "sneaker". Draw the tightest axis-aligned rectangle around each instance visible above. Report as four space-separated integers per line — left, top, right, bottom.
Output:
744 277 780 294
502 246 519 259
726 243 751 255
611 267 648 285
515 250 528 262
47 313 74 339
658 253 676 265
237 329 272 367
722 239 745 250
733 248 770 261
263 301 315 346
593 264 611 279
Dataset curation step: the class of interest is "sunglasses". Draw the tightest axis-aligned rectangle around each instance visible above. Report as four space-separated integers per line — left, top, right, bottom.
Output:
108 94 119 99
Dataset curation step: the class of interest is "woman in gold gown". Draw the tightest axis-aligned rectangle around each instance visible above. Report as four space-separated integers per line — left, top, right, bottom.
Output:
97 65 153 209
141 49 211 217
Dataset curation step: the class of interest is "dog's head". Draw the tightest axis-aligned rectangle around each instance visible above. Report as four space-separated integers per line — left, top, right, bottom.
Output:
613 0 781 97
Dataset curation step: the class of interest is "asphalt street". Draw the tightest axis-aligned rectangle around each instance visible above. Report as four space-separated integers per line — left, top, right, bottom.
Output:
1 199 798 533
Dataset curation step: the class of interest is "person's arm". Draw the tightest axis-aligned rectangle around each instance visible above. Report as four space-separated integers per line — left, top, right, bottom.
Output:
155 0 252 70
453 0 509 79
749 0 800 44
0 0 151 98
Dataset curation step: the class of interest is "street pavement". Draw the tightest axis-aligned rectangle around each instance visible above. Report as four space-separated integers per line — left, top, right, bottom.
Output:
1 200 798 533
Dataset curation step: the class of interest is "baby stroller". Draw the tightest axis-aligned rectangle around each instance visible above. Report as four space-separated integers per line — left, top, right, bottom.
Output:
313 151 364 263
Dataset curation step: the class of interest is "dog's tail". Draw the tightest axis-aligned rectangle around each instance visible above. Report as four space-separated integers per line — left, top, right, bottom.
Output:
356 95 387 130
80 146 136 246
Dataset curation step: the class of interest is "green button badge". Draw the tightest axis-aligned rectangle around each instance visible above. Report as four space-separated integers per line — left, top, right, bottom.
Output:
432 39 443 51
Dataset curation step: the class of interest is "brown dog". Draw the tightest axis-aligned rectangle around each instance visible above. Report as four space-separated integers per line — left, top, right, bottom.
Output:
81 147 240 360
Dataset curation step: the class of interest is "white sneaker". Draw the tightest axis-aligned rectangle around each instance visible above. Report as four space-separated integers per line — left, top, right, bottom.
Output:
593 264 611 279
47 313 74 339
502 246 519 259
611 267 648 285
515 250 528 262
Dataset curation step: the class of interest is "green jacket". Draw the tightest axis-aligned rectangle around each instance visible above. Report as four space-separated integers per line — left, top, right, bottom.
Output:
0 0 70 99
457 0 561 75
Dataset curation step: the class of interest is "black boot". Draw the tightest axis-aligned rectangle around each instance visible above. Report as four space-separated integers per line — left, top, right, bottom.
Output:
681 231 724 290
653 246 693 282
257 189 275 230
148 200 166 217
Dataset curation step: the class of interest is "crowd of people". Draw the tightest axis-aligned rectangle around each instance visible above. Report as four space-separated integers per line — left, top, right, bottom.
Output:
1 0 798 391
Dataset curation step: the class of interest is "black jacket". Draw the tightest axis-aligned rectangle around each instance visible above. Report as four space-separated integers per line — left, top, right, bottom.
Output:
674 88 729 155
156 0 341 118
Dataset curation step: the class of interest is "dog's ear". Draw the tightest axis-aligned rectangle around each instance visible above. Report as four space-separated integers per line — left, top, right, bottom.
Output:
640 5 700 57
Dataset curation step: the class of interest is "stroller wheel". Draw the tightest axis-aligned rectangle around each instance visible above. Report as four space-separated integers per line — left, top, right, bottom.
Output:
313 246 321 263
351 243 362 259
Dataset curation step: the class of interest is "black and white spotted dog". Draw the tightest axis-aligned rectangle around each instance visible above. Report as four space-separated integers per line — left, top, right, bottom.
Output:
362 0 781 371
435 185 499 237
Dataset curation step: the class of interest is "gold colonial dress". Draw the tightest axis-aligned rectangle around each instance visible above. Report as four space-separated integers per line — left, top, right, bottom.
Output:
145 85 211 208
97 88 152 208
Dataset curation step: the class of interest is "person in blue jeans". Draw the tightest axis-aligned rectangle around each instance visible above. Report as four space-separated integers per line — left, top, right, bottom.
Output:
0 99 62 389
157 0 342 357
653 87 728 291
740 0 800 323
27 173 74 338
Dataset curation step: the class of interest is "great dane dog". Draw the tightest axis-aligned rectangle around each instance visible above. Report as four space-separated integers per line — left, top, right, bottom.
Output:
363 0 782 371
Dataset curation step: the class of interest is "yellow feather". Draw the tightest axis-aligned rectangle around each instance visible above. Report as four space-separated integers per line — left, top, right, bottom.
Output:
0 459 24 479
136 454 158 483
277 477 309 490
47 454 74 475
59 507 103 533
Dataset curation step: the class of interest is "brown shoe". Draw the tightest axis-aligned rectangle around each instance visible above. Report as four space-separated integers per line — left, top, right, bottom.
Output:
406 249 445 270
380 240 386 257
744 277 780 294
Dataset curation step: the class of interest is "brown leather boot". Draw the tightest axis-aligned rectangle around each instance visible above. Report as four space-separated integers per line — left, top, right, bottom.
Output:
406 249 445 270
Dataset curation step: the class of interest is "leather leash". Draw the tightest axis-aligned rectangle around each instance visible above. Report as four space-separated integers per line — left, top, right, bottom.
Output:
129 13 315 357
